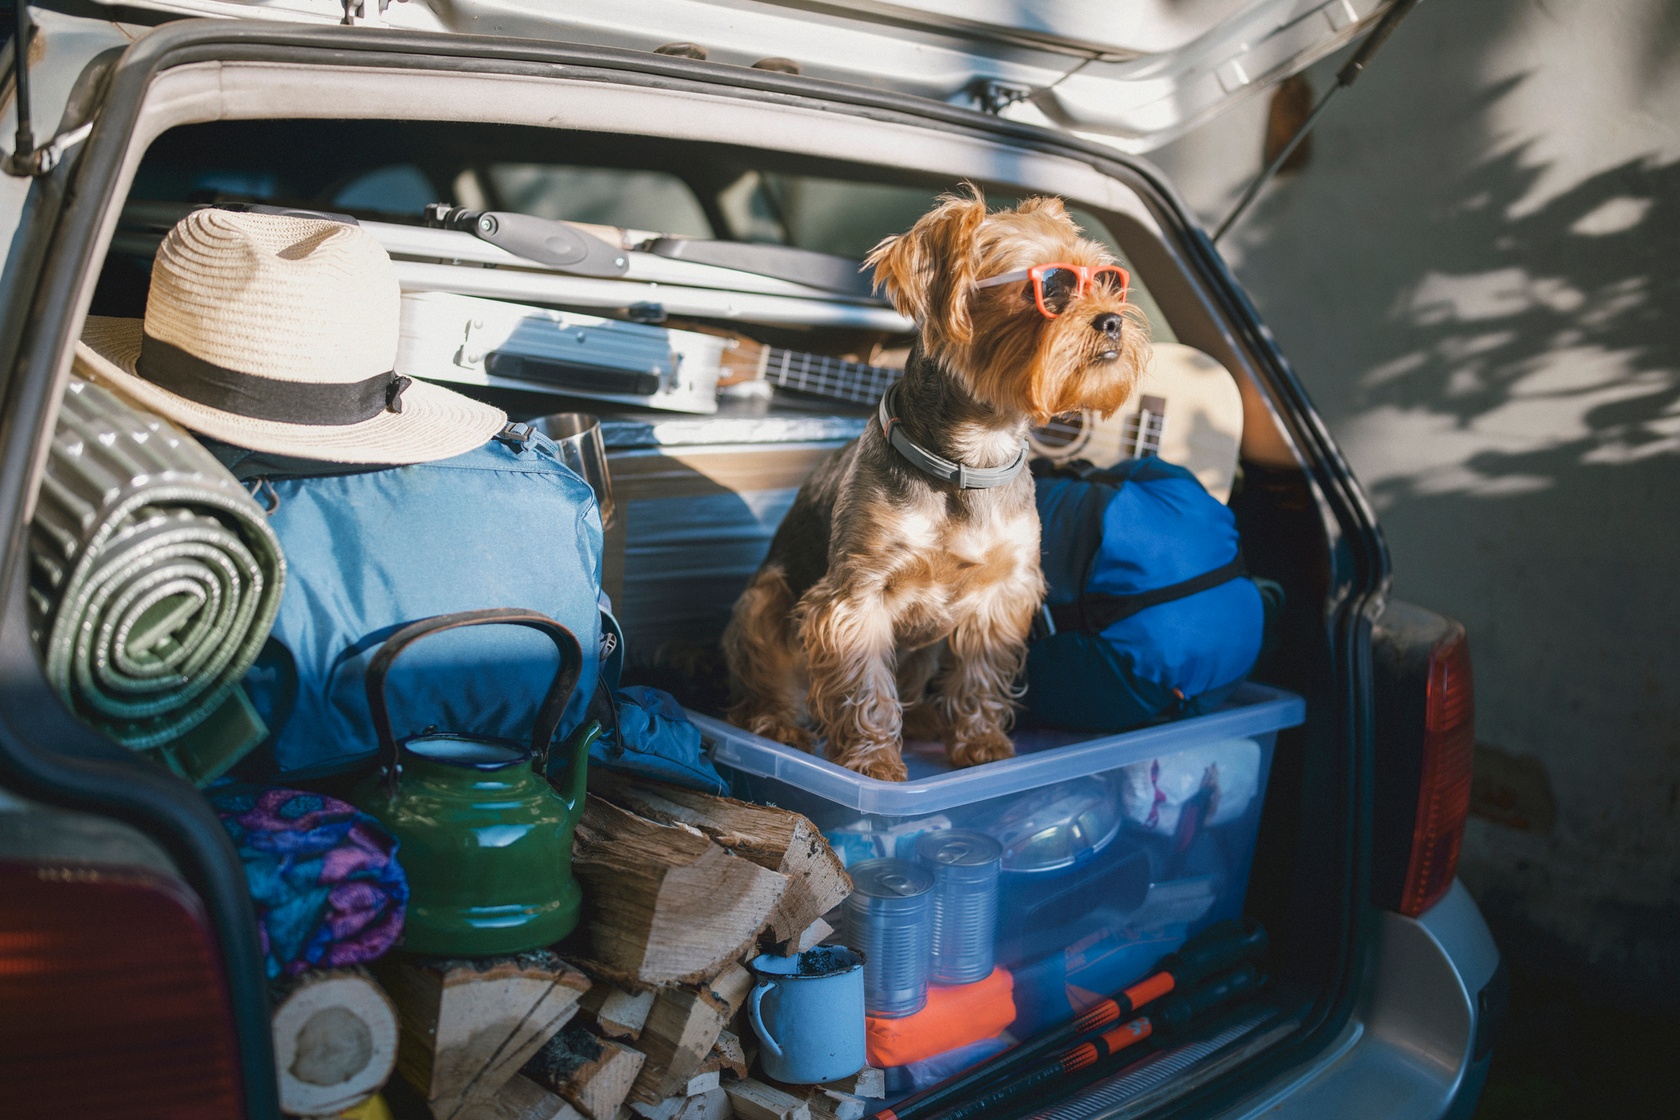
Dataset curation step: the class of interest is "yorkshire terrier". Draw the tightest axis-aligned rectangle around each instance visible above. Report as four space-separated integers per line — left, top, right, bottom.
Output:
723 188 1150 780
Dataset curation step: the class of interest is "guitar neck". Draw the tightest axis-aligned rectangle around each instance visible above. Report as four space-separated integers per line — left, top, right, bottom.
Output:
759 347 902 405
718 336 902 406
1123 394 1167 459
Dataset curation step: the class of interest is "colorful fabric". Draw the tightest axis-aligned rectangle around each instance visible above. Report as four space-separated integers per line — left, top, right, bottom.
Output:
210 786 408 979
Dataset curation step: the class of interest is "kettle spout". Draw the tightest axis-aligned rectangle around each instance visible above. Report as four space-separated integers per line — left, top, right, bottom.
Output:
547 719 599 809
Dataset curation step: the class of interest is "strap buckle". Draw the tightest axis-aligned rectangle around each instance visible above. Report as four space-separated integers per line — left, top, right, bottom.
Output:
1028 603 1057 643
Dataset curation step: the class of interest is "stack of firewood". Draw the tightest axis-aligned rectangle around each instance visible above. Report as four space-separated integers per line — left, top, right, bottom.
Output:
276 778 869 1120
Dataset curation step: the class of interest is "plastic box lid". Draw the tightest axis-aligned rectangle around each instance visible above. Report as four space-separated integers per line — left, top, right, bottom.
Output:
694 682 1305 817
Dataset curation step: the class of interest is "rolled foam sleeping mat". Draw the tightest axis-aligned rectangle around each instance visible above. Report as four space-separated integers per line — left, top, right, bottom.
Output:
28 375 285 762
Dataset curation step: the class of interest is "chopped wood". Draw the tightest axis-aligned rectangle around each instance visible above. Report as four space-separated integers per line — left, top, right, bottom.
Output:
819 1069 884 1100
697 1032 749 1082
456 1075 586 1120
724 1080 810 1120
630 987 731 1103
776 918 834 957
684 1071 722 1096
697 962 755 1018
629 1096 688 1120
590 776 850 942
813 1094 865 1120
574 797 788 986
803 1098 845 1120
680 1088 735 1120
523 1024 648 1120
757 1080 874 1120
376 951 591 1120
582 985 658 1041
271 967 399 1118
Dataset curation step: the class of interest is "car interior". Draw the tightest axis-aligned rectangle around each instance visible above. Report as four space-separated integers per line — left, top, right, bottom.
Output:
23 48 1373 1118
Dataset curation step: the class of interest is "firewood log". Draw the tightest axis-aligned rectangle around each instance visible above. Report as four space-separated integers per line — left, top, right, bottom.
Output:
679 1088 734 1120
572 798 786 985
630 987 730 1103
697 963 754 1018
375 951 590 1120
456 1075 586 1120
272 967 399 1117
582 984 658 1041
818 1069 883 1100
697 1032 749 1082
523 1024 648 1120
589 777 850 942
724 1080 810 1120
775 919 834 957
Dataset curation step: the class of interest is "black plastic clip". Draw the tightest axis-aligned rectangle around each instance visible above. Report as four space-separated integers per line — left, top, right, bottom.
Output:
495 422 536 450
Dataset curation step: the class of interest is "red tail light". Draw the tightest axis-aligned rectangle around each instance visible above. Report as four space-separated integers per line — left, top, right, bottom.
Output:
1398 632 1475 917
0 860 245 1119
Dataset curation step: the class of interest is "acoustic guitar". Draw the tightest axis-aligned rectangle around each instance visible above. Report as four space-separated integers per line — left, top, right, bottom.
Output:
716 337 1243 502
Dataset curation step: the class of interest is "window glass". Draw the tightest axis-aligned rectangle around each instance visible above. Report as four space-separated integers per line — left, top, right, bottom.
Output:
485 166 712 237
729 174 1175 343
332 165 439 215
189 170 280 200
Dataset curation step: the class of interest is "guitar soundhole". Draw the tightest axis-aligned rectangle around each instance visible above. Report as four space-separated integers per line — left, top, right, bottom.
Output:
1030 410 1091 456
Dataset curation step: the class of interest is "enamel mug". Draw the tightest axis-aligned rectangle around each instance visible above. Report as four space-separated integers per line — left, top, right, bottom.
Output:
747 946 867 1085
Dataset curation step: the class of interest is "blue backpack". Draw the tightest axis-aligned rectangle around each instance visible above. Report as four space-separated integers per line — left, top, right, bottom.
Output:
1024 458 1266 731
209 428 606 778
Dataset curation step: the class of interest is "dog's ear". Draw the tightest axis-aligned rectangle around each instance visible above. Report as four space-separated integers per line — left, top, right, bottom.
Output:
1016 195 1069 222
865 188 988 351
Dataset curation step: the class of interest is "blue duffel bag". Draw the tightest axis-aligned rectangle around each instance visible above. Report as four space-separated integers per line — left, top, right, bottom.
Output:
1024 458 1267 732
207 426 605 778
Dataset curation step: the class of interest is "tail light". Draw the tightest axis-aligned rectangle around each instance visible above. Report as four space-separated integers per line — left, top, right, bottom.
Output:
0 860 245 1119
1396 631 1474 917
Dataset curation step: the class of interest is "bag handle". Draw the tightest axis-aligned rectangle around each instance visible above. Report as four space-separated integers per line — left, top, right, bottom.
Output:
365 608 584 794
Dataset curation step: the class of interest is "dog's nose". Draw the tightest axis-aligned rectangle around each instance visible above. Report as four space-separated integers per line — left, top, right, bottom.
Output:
1091 312 1124 339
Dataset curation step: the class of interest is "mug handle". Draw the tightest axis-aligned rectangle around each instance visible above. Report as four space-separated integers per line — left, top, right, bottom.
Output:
747 981 783 1059
365 608 584 796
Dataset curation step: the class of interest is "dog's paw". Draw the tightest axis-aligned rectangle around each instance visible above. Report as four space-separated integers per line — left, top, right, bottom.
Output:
834 745 910 783
746 715 815 753
949 730 1015 769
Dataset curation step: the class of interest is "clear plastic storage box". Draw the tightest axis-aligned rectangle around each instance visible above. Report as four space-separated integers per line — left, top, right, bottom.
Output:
692 683 1304 1066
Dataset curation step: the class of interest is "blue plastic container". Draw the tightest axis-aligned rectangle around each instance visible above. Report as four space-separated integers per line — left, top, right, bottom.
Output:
694 683 1304 1039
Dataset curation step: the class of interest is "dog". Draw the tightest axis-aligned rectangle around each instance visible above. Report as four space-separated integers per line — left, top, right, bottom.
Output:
723 188 1150 780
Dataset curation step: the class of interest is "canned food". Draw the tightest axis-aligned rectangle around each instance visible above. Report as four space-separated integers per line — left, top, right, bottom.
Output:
842 858 934 1018
916 830 1003 984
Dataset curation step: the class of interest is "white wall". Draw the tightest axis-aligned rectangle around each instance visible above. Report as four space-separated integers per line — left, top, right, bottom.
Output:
1148 0 1680 992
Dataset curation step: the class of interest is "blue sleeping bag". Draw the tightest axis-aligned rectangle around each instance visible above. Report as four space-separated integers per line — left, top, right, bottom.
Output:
208 428 605 778
1025 458 1265 731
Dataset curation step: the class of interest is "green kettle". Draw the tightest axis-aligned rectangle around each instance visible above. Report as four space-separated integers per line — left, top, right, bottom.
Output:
352 608 593 957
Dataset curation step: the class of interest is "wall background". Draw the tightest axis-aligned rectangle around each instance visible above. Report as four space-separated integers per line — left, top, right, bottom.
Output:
1147 0 1680 1006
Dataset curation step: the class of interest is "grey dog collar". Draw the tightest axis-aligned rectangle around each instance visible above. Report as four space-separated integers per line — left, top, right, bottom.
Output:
877 382 1030 490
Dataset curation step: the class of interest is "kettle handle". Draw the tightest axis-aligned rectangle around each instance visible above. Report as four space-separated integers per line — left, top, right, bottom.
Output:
365 608 584 793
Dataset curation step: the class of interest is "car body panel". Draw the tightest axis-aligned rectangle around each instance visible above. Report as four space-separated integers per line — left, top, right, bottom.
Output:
1218 882 1498 1120
0 11 1493 1119
80 0 1393 150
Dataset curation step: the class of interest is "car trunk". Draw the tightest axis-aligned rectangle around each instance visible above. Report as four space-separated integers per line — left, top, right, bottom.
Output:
7 19 1388 1120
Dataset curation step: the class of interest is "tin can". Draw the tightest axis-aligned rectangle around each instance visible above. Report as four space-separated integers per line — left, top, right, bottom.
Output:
916 830 1003 984
842 858 934 1018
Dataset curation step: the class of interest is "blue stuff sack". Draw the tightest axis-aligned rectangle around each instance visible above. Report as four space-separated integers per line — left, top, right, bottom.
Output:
593 685 728 795
583 611 728 794
210 428 604 778
1024 458 1264 731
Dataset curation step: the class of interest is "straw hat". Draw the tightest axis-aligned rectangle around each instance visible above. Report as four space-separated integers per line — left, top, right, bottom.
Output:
76 208 506 465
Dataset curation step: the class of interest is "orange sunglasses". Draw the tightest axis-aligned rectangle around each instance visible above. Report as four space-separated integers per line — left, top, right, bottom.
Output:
973 263 1131 319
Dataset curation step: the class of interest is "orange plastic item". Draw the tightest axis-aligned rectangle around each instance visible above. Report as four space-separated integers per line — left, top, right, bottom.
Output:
866 967 1016 1068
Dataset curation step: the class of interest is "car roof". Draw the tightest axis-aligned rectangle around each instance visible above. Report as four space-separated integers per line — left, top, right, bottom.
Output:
100 0 1385 152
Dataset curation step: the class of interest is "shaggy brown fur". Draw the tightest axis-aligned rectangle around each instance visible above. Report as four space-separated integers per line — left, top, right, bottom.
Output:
723 188 1151 780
